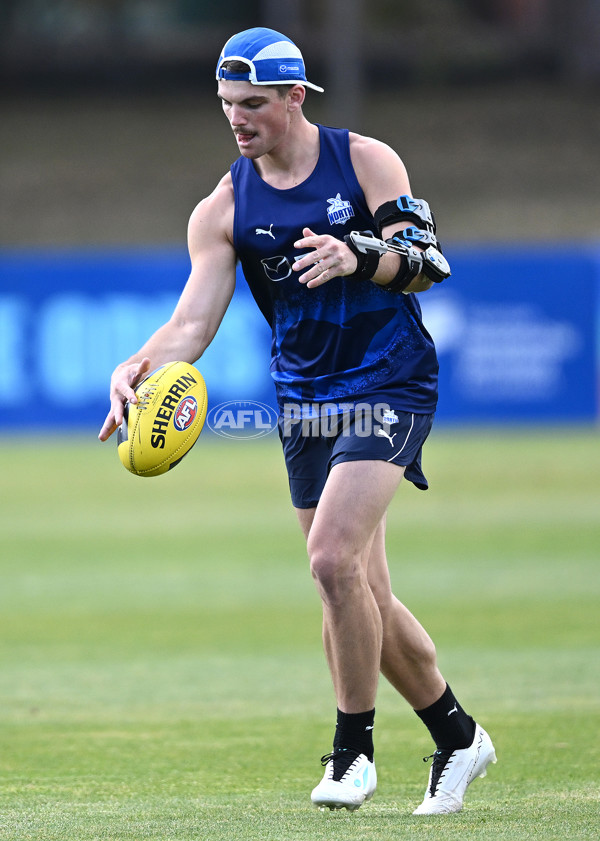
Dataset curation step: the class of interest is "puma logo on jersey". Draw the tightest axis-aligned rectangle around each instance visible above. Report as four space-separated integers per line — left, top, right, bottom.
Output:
256 223 275 239
377 427 397 446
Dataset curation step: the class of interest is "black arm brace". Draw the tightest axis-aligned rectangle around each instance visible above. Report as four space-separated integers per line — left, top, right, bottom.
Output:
374 195 444 253
343 230 381 280
372 195 449 289
344 229 451 293
344 231 424 292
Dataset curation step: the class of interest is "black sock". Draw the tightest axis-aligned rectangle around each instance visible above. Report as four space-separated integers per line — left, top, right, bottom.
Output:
414 685 476 751
333 707 375 761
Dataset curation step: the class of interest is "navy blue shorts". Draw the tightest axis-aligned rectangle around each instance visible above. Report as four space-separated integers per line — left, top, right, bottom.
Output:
278 407 434 509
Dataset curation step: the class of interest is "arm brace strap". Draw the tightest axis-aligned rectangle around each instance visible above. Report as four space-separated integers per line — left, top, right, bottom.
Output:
374 195 436 236
401 225 442 252
343 230 381 280
384 239 423 293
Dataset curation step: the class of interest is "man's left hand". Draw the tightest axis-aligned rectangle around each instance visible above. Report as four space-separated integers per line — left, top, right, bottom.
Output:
292 227 358 288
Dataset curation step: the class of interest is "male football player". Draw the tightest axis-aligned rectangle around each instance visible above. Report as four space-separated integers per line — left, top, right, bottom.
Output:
99 27 496 814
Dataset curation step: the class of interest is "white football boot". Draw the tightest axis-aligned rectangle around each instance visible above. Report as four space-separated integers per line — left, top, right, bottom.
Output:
413 724 497 815
311 749 377 811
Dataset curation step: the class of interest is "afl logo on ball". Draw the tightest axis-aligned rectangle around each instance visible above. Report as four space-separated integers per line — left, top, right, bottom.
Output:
173 396 198 431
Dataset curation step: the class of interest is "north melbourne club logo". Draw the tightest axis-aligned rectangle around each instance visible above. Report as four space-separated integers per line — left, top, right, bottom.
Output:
327 193 355 226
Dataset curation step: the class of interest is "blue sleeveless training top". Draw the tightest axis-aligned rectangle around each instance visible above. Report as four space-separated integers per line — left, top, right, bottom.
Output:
231 124 438 413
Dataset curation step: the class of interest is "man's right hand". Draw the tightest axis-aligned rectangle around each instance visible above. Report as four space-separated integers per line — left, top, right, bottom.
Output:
98 357 152 442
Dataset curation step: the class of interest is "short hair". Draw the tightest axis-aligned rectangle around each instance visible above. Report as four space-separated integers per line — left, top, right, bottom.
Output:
219 59 250 75
219 60 289 97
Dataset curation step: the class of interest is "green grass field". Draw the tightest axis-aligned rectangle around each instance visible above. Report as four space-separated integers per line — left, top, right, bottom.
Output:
0 428 598 840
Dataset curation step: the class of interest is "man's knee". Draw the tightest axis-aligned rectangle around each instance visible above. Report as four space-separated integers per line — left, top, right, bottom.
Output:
308 538 362 604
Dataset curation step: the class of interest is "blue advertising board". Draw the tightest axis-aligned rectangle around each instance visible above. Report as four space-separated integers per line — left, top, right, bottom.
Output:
421 246 599 423
0 245 597 431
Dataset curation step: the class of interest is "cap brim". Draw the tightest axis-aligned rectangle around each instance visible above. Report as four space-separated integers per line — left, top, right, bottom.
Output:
216 54 323 93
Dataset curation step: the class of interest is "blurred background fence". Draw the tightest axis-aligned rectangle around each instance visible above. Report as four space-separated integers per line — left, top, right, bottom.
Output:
1 0 598 430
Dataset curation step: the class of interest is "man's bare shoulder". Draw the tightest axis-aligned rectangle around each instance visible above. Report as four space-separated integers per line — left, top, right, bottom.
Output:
349 132 406 174
188 172 235 246
348 132 410 206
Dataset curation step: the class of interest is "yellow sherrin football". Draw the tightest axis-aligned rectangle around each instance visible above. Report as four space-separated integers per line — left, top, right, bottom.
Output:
117 361 207 477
